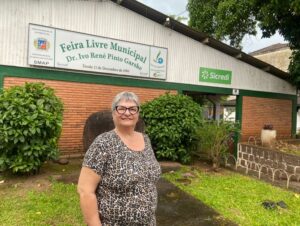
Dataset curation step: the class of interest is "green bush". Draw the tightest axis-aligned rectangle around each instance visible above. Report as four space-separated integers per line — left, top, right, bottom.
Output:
141 93 202 163
0 82 63 174
195 120 239 169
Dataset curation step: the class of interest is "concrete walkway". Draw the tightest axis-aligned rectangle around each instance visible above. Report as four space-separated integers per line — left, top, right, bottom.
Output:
156 178 237 226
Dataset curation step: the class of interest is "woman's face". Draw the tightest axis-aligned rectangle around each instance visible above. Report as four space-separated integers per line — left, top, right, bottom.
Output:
113 99 139 129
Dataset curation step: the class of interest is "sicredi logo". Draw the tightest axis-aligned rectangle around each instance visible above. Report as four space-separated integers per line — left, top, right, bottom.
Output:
200 70 209 80
34 38 50 50
199 67 232 84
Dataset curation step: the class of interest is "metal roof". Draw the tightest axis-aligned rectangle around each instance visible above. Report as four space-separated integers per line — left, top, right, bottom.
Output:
110 0 290 82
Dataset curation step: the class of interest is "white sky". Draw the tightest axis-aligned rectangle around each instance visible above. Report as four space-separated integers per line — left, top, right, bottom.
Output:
137 0 287 53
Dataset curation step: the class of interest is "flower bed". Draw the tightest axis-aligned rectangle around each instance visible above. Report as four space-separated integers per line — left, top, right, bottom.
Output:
275 139 300 156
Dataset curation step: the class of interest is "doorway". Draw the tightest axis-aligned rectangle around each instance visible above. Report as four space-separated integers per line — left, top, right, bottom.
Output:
183 91 236 121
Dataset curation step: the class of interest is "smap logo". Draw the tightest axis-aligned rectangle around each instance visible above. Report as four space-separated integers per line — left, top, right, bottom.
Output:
153 51 164 64
34 60 49 66
34 38 50 50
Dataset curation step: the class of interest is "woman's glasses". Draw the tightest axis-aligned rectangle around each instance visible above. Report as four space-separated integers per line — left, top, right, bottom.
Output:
115 105 139 115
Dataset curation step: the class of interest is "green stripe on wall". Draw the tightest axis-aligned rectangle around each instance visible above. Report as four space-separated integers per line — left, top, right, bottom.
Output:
0 65 296 99
0 65 235 94
239 90 296 100
0 65 297 149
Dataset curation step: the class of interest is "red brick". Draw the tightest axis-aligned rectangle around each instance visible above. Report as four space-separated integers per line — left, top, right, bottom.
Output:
241 96 292 141
4 77 176 154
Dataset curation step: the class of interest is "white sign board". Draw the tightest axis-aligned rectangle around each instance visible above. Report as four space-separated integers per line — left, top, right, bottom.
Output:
28 24 167 79
28 25 55 67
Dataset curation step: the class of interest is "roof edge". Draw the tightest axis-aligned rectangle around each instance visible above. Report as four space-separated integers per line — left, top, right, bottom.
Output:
110 0 290 82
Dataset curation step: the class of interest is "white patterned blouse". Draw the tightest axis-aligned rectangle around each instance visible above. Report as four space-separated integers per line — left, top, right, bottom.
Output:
83 130 161 226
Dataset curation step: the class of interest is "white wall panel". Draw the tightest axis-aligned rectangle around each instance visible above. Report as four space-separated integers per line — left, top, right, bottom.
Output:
93 2 155 45
51 0 96 33
0 0 53 67
0 0 295 95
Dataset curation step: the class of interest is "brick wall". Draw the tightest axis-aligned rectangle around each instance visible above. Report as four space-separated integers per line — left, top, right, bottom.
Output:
4 77 176 155
242 96 292 142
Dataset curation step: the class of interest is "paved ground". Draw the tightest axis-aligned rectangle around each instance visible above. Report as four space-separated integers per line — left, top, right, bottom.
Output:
156 178 237 226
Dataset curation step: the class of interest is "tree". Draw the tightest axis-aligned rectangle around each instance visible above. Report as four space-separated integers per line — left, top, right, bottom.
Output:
289 50 300 85
169 14 188 23
188 0 256 48
187 0 300 86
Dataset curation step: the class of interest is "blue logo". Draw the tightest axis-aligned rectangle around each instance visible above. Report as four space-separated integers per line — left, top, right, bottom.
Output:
153 51 164 64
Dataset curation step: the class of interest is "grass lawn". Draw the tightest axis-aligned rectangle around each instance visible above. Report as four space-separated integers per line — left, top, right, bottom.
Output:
2 159 300 226
0 159 85 226
0 182 84 226
163 166 300 226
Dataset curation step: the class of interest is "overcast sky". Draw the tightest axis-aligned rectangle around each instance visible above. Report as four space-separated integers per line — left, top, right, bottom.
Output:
137 0 287 53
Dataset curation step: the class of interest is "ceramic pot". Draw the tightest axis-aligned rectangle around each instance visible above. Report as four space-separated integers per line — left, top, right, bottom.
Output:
261 129 276 147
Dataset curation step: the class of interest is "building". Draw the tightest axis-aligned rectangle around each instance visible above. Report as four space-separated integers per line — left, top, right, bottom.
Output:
249 43 292 72
0 0 297 157
250 43 300 133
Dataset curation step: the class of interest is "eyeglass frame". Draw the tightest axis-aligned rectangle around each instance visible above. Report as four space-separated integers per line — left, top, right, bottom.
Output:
115 105 140 115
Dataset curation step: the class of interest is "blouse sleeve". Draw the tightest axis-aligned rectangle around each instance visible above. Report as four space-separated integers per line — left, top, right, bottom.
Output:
82 134 109 177
145 134 155 153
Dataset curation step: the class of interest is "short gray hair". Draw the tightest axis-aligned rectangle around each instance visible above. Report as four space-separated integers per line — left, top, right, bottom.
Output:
111 91 140 111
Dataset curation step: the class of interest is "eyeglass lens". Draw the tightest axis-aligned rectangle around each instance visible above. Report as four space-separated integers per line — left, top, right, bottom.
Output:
116 106 139 114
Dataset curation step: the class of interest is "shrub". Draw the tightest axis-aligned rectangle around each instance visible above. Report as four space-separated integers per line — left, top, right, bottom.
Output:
263 124 274 130
0 82 63 174
140 93 202 163
195 120 239 169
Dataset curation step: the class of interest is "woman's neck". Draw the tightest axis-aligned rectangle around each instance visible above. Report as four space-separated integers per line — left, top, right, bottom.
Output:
114 127 135 137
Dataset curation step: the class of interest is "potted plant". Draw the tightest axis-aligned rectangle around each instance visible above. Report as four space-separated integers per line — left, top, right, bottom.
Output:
261 124 276 147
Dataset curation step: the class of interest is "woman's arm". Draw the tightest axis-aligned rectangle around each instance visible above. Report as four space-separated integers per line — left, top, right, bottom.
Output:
77 167 102 226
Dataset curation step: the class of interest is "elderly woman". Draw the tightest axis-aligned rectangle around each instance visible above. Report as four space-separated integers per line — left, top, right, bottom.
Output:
77 91 161 226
